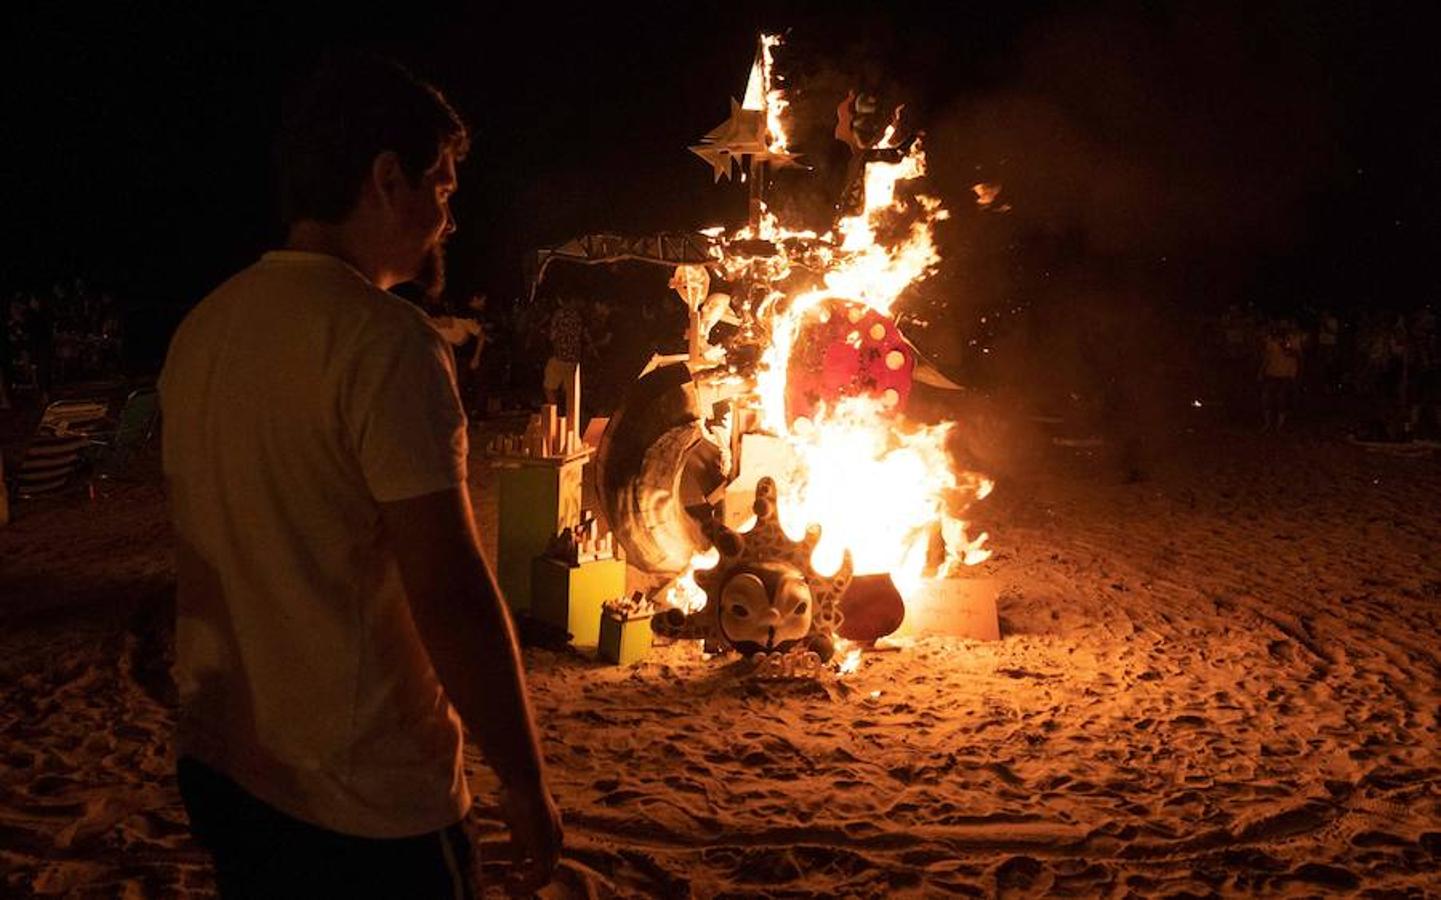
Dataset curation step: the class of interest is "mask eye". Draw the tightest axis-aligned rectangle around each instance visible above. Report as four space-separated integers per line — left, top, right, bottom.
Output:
729 603 750 618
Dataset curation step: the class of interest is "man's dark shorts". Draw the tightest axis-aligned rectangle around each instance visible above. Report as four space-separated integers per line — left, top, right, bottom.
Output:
178 757 473 899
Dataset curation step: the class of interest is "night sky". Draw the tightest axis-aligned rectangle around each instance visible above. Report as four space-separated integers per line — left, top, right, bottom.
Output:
5 2 1438 352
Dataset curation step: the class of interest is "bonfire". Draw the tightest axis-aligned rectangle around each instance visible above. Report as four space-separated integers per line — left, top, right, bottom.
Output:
597 34 994 668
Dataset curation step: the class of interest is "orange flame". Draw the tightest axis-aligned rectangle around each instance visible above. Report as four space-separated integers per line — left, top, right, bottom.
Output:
741 33 790 155
665 547 720 614
745 140 991 601
668 58 992 629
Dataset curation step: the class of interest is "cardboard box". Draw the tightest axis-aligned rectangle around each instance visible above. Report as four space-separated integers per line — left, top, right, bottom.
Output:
494 454 587 612
894 577 1001 641
530 556 626 647
598 611 655 666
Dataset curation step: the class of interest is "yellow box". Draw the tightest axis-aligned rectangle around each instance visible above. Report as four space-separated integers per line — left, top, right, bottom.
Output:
530 556 625 647
598 612 655 666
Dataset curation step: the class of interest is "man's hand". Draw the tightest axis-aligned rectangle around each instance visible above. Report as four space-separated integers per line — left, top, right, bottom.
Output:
379 486 561 892
499 780 563 894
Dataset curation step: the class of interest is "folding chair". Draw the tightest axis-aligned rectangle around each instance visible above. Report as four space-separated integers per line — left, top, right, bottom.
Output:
37 398 110 433
89 388 159 479
9 398 111 498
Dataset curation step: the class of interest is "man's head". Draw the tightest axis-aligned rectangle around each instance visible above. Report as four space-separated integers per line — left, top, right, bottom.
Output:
277 53 468 294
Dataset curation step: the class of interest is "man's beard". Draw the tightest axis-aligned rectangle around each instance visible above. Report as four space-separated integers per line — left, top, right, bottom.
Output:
413 241 447 300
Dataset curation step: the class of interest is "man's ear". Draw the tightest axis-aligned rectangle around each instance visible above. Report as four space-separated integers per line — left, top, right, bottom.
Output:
369 151 407 212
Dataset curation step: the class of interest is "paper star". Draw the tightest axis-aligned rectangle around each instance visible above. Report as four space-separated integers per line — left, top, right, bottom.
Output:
691 98 800 181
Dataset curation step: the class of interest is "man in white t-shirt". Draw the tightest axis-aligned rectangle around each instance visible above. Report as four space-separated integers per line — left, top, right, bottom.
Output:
159 54 560 897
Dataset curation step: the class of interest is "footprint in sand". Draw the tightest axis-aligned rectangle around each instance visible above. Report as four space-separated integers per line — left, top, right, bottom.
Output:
597 788 645 807
993 855 1054 898
985 762 1024 786
1286 862 1360 891
1231 801 1333 842
1349 829 1409 848
1051 860 1115 893
724 847 803 885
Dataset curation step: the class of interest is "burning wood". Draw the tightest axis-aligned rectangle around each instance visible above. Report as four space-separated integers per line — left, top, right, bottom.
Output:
598 33 994 665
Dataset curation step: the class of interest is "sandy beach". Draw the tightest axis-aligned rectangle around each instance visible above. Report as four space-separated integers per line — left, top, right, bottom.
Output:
3 421 1439 897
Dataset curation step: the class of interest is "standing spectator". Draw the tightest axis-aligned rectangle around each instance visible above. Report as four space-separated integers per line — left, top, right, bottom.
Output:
428 291 491 417
1379 315 1409 414
1315 308 1341 395
466 291 509 416
1260 320 1302 432
543 294 585 410
1356 310 1390 398
478 294 520 414
27 294 55 404
510 295 549 405
1406 307 1438 437
4 295 27 398
461 291 491 372
159 53 559 895
98 292 124 376
428 296 485 360
584 299 616 416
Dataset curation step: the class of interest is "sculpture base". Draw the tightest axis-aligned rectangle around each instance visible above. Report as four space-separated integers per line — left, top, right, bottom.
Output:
531 556 626 647
895 577 1001 642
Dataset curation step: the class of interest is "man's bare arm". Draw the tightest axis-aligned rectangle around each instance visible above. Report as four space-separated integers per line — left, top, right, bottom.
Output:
379 485 547 792
381 485 561 888
469 332 485 370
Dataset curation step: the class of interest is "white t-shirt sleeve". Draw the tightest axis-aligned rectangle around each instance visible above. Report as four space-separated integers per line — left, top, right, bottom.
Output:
345 317 468 503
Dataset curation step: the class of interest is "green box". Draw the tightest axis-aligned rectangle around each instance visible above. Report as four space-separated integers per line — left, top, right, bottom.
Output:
530 556 625 647
598 612 655 666
494 454 586 612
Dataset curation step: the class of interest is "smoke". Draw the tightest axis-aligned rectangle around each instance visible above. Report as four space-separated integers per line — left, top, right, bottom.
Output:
764 7 1349 468
924 6 1339 261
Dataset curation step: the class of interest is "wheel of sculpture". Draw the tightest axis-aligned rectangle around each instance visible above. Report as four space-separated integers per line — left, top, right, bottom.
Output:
596 362 725 575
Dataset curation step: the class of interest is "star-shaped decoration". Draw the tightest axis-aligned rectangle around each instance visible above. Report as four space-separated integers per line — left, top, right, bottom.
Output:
690 98 800 181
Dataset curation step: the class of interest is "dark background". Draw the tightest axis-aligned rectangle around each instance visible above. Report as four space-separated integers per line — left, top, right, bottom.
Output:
4 1 1438 372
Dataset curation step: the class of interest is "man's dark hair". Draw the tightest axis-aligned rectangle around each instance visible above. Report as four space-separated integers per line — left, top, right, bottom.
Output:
277 53 469 225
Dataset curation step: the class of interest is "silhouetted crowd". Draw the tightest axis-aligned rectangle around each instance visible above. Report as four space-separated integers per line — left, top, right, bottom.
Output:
1214 304 1440 439
416 287 686 422
2 279 126 409
10 270 1436 445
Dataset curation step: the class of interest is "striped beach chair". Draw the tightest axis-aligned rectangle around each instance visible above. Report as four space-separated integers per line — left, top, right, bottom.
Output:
10 398 110 497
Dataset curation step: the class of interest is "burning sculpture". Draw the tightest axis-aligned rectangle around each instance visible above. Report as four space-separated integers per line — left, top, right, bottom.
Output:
592 33 994 662
653 477 852 659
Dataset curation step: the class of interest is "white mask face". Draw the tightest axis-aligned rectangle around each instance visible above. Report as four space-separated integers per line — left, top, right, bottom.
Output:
718 566 813 653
